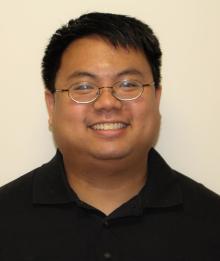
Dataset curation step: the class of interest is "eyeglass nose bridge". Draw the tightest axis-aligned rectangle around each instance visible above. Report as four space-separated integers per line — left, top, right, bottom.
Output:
95 85 119 101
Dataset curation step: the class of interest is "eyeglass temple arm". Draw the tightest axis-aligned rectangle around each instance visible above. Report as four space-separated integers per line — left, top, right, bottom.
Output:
55 89 69 92
143 82 155 87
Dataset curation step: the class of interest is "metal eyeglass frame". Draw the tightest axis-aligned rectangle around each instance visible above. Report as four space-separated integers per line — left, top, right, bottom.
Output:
55 80 155 104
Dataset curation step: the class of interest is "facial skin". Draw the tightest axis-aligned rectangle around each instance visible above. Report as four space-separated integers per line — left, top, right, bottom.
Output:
45 36 161 166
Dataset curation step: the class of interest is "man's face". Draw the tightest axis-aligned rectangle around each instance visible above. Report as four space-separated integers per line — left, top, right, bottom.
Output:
45 36 161 162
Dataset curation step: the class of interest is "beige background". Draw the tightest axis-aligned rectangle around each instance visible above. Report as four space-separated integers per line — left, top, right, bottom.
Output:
0 0 219 193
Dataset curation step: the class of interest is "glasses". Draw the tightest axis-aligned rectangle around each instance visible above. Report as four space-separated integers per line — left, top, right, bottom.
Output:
55 80 155 104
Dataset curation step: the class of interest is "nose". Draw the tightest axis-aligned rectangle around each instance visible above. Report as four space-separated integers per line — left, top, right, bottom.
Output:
93 87 122 112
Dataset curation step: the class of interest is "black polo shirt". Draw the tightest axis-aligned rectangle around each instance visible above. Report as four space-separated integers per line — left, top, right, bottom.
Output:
0 149 220 260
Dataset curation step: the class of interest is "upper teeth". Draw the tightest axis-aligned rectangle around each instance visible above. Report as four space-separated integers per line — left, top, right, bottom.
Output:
92 123 126 130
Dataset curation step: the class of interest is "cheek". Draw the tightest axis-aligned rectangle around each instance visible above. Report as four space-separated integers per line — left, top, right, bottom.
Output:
132 99 160 134
52 101 87 131
131 96 157 119
51 104 89 150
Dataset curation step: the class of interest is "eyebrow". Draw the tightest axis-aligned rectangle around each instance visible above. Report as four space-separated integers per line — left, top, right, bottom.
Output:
117 68 144 78
67 68 145 81
67 71 97 80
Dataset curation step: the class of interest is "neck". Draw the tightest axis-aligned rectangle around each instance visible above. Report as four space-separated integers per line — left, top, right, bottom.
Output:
63 152 148 215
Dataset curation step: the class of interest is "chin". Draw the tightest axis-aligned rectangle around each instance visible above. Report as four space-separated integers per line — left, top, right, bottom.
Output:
89 149 131 161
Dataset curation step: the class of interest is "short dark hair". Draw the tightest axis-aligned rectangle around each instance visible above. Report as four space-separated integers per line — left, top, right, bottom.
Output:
42 12 162 93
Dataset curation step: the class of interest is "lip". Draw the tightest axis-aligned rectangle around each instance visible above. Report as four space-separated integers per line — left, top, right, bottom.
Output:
88 121 130 138
89 121 129 130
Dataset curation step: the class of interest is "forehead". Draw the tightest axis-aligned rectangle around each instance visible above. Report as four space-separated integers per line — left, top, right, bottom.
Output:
56 36 152 84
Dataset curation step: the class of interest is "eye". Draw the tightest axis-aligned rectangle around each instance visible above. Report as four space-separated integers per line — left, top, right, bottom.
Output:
72 82 95 92
119 80 140 88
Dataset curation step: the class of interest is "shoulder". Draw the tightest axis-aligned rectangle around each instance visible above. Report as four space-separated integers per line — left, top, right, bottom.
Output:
0 157 54 207
176 170 220 202
174 170 220 218
0 152 63 209
0 152 60 199
0 170 33 194
0 167 39 207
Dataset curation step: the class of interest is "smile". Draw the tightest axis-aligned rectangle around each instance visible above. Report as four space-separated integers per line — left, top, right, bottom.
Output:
91 122 128 130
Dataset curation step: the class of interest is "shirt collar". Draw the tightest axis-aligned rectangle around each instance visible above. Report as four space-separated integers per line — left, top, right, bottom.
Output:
33 151 75 204
139 149 183 208
33 149 183 208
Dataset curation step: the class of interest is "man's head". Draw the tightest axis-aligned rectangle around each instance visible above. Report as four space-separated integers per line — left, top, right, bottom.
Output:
42 12 162 92
43 12 162 163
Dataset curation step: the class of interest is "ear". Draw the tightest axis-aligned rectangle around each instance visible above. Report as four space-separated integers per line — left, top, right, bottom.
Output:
155 86 162 107
45 90 55 128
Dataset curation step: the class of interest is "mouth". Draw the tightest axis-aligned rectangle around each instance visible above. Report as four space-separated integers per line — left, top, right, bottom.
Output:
90 122 128 131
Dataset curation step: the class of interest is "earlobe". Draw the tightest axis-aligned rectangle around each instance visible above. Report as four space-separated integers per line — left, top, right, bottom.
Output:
155 86 162 106
45 90 55 127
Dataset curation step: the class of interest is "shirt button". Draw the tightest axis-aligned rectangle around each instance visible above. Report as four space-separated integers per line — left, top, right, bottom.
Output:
103 220 109 227
103 252 112 259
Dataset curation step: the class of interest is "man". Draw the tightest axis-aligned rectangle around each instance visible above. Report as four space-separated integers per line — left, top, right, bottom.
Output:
0 12 219 260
